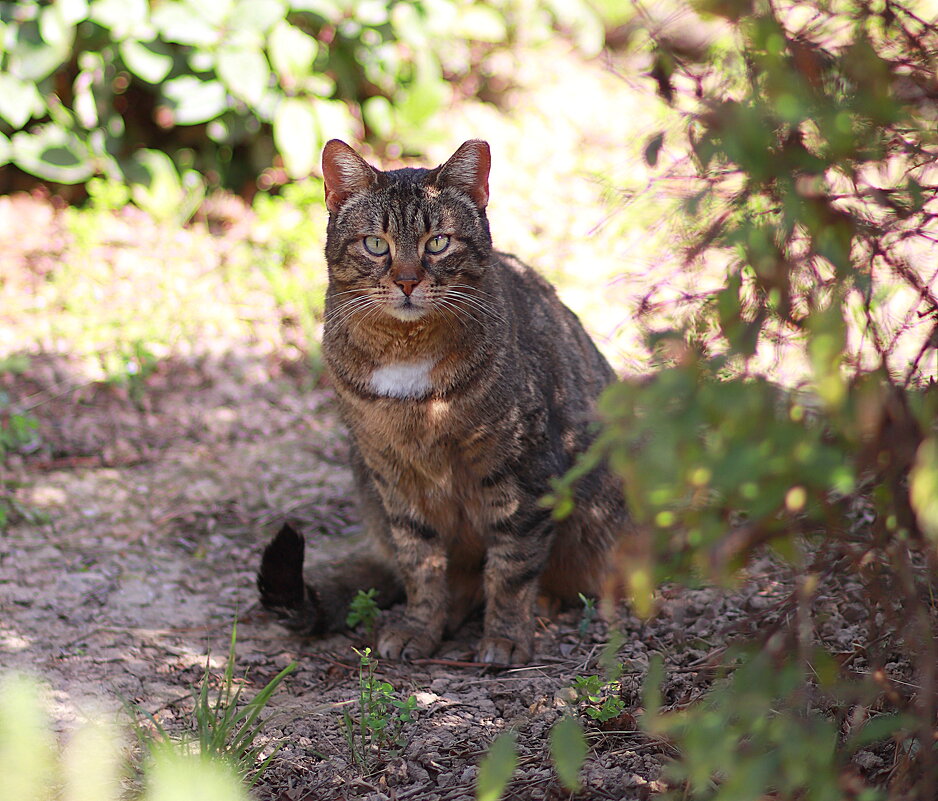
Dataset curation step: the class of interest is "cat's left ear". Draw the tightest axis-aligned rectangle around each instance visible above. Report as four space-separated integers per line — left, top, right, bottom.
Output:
436 140 491 209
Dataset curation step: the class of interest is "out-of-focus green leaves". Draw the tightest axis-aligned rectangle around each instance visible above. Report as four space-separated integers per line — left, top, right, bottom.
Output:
119 39 174 84
643 650 859 801
274 98 320 179
0 75 45 128
0 674 56 801
11 123 94 183
0 0 607 199
571 3 938 798
126 148 205 223
475 731 517 801
910 437 938 542
549 715 587 791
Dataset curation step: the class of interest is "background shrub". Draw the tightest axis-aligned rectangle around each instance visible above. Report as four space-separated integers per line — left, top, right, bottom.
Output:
0 0 606 206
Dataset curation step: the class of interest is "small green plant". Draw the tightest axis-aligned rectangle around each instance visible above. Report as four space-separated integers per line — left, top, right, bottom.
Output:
571 672 626 724
101 340 160 405
130 621 296 786
0 393 40 461
346 588 380 638
341 647 417 774
577 592 597 638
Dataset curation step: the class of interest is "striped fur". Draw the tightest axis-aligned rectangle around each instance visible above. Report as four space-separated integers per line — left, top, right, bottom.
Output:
258 140 628 664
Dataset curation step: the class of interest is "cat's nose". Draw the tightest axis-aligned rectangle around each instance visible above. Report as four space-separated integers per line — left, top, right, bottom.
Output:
394 277 421 296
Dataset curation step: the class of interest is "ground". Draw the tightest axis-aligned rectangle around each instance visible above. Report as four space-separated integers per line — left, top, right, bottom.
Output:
2 345 815 800
0 40 902 801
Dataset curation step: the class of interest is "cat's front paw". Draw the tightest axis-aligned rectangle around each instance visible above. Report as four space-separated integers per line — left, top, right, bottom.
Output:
477 636 532 665
376 622 439 661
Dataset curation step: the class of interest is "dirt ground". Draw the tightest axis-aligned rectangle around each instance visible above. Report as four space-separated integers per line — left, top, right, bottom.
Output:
2 339 893 800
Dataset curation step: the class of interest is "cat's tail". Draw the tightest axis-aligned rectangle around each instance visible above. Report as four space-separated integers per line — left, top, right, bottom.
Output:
257 523 403 635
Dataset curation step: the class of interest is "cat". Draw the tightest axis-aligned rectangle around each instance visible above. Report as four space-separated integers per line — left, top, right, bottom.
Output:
258 139 628 664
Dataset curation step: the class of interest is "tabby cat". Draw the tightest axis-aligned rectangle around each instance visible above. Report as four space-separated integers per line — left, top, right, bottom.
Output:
258 139 627 664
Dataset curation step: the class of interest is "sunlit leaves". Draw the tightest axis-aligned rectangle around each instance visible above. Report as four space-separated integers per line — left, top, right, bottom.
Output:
0 675 56 801
643 650 849 801
273 98 319 179
161 76 228 125
475 732 517 801
910 437 938 542
550 716 587 791
144 749 249 801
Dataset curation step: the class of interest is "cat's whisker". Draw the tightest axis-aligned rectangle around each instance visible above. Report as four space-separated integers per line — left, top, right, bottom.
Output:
432 297 477 327
444 290 508 326
324 295 380 323
329 288 382 299
448 283 500 301
327 295 387 326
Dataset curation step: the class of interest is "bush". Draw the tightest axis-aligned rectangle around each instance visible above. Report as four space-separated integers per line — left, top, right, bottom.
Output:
552 1 938 798
0 0 605 203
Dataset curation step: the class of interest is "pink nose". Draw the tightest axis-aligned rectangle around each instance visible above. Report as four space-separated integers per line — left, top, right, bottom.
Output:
395 278 420 296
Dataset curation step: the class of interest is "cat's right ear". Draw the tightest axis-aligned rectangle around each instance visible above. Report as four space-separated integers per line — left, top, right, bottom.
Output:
321 139 379 213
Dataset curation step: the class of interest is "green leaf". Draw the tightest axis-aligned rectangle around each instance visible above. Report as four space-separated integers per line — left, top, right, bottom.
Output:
39 3 75 48
151 1 220 46
362 96 393 139
911 437 938 542
0 74 45 129
0 132 11 166
644 131 665 166
476 732 517 801
806 302 847 409
231 0 286 33
119 39 174 83
274 97 319 178
550 715 587 791
217 46 271 108
453 5 507 43
0 675 57 801
6 21 71 81
89 0 148 38
268 21 318 85
12 125 94 183
144 749 249 801
846 713 916 751
57 0 90 25
161 76 228 124
314 99 355 143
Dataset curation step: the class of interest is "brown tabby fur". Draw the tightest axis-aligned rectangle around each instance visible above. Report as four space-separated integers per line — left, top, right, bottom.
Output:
258 139 628 664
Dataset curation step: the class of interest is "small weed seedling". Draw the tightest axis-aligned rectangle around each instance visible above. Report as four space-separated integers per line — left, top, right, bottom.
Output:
341 647 417 774
129 621 296 786
577 592 597 638
346 588 380 637
572 672 626 724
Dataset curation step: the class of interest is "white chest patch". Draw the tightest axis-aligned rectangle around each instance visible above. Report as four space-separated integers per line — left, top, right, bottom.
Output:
370 359 435 399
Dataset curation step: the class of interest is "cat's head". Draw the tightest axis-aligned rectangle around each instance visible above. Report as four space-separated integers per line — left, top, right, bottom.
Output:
321 140 494 325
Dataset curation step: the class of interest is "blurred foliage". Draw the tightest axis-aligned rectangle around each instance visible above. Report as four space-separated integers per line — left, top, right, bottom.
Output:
0 673 248 801
642 651 913 801
0 0 607 208
0 623 293 801
553 0 938 798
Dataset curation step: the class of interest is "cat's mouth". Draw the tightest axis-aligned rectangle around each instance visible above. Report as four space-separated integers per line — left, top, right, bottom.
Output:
385 294 429 322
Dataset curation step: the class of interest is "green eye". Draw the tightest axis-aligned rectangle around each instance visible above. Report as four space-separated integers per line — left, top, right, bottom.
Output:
426 234 450 254
364 236 389 256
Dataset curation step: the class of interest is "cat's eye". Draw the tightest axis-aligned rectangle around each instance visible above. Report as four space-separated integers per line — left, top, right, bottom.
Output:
363 236 389 256
425 235 450 254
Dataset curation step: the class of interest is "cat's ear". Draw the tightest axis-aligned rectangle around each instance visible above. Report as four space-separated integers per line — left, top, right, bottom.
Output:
321 139 379 213
436 140 491 209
